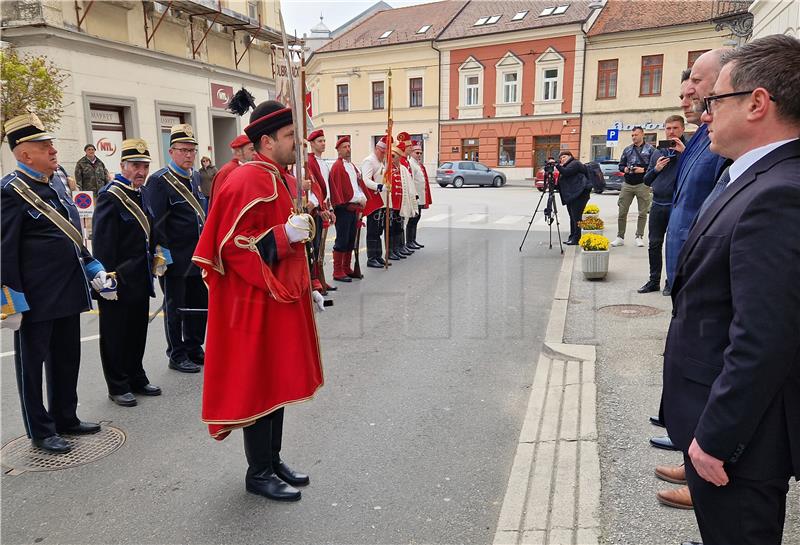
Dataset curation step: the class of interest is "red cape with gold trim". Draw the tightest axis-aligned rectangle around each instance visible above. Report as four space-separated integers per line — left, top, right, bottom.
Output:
192 155 323 440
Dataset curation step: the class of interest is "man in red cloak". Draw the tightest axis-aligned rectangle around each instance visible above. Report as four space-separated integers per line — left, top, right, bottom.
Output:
193 100 324 502
305 129 336 294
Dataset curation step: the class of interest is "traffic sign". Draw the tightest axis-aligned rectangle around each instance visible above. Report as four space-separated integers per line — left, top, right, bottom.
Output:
606 129 619 141
74 191 95 218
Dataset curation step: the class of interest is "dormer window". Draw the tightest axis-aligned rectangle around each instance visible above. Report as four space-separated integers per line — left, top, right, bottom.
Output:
379 30 393 39
512 11 528 21
416 24 431 34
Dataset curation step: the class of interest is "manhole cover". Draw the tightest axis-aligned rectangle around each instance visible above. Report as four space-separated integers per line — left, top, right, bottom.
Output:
598 304 663 318
1 425 125 474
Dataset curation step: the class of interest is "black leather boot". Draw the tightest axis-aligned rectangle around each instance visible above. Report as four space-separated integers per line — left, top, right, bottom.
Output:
243 419 301 501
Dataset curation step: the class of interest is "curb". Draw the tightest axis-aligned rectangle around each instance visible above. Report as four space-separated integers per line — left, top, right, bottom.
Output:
493 245 602 545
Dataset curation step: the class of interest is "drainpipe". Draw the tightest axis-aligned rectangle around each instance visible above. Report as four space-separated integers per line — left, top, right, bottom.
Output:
431 39 442 168
577 27 588 161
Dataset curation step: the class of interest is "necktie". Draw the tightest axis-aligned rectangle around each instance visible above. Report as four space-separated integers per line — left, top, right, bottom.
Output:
696 167 731 220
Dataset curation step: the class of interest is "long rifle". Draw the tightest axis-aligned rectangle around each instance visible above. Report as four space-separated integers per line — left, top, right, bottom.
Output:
383 69 394 270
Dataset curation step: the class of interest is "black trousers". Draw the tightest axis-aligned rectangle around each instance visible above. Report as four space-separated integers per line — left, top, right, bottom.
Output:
388 210 404 249
685 456 790 545
647 203 672 284
406 206 423 242
366 208 386 259
98 297 151 395
311 210 324 271
159 274 207 363
566 190 591 242
333 205 358 253
13 314 82 439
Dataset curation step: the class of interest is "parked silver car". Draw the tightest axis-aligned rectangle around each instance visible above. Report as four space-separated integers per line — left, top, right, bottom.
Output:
598 159 624 192
436 161 507 188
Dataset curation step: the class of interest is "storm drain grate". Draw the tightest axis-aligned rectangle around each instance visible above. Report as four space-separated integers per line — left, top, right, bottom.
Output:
1 425 125 474
598 304 663 318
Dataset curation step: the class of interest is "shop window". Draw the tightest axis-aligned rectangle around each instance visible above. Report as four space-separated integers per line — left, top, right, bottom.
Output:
591 135 613 161
498 138 516 166
90 105 127 169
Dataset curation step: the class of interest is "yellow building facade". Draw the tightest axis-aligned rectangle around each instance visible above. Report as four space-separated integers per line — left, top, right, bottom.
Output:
581 23 728 163
307 42 440 171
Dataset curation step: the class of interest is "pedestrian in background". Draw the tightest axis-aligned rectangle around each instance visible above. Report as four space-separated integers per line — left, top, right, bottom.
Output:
198 156 218 197
613 127 655 247
555 150 591 245
638 112 687 294
74 143 111 193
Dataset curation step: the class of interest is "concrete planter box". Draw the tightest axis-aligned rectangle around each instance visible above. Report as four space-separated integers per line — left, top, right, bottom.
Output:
581 249 609 279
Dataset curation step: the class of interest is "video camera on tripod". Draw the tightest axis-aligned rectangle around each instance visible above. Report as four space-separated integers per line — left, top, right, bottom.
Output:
519 157 564 253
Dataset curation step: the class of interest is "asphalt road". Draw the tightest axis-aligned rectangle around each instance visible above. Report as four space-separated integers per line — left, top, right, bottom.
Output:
1 183 564 545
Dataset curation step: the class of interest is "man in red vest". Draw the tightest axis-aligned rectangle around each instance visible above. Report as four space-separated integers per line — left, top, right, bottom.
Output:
193 100 324 502
305 129 336 292
327 136 368 281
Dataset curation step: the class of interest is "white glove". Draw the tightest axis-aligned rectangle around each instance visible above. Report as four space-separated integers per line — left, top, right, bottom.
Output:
90 270 107 292
312 290 325 313
285 213 313 243
1 313 23 331
97 274 118 301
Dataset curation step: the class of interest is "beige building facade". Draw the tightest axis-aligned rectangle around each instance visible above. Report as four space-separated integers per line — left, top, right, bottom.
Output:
750 0 800 37
1 0 286 175
582 20 729 163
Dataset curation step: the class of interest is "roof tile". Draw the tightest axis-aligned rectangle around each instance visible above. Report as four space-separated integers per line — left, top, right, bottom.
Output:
587 0 715 37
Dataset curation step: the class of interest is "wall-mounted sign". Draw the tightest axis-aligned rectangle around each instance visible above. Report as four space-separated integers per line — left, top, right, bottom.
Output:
451 146 459 153
610 120 665 131
92 129 124 168
91 110 121 124
160 114 182 127
211 83 234 109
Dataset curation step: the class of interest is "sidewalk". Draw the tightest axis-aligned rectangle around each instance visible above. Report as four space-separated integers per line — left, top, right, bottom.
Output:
495 207 800 544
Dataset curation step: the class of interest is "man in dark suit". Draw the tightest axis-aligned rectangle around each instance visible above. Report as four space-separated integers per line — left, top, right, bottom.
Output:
664 49 729 294
663 35 800 545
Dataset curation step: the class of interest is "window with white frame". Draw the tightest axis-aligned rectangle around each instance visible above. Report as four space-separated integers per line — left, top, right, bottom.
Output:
534 47 565 115
495 52 523 110
466 75 480 105
503 72 519 103
543 68 558 101
458 57 484 114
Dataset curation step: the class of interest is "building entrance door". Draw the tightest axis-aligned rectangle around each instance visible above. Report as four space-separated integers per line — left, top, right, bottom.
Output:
533 136 561 171
212 115 238 166
461 138 479 161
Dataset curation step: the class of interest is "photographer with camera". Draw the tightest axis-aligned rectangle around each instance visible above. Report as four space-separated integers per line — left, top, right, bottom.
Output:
613 127 656 247
638 114 687 294
555 151 591 245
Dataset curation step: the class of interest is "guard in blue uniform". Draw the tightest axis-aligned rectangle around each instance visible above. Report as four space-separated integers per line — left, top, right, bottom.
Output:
93 138 164 407
1 113 116 454
142 124 208 374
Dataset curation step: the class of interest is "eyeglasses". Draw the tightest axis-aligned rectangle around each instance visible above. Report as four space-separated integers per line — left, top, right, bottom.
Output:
703 90 776 115
171 147 197 154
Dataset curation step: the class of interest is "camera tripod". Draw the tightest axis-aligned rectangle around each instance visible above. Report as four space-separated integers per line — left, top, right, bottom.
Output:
519 171 564 254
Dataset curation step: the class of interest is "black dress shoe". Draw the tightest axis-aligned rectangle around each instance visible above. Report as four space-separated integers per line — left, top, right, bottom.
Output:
367 258 383 268
408 242 422 249
388 252 401 260
649 415 665 428
189 353 205 365
412 241 424 248
376 257 386 265
134 384 162 396
109 392 137 407
663 286 672 296
347 271 363 279
399 247 414 255
169 359 201 373
333 275 352 282
325 284 337 291
638 280 660 293
650 435 678 451
273 460 310 486
565 240 578 245
32 435 71 454
58 421 101 435
246 472 301 501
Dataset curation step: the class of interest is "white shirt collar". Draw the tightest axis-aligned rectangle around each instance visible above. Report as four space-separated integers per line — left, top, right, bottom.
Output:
728 138 798 186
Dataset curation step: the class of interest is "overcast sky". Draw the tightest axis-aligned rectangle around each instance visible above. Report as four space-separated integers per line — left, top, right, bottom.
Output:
282 0 439 37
